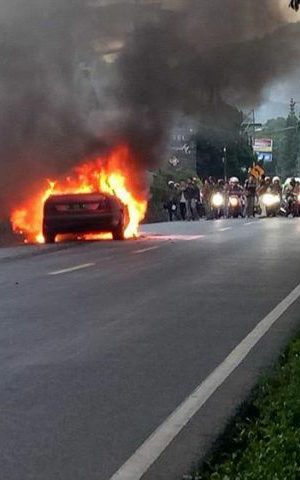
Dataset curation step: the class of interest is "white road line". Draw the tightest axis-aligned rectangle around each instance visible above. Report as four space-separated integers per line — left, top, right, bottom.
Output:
244 221 256 226
133 246 161 254
143 235 204 241
109 283 300 480
219 227 232 232
184 235 205 241
48 263 95 275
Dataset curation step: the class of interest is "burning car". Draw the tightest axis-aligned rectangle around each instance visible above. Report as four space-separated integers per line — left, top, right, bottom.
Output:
11 145 148 243
42 192 129 243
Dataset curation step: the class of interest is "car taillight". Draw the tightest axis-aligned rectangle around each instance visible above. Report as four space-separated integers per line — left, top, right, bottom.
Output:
87 203 100 211
55 204 70 212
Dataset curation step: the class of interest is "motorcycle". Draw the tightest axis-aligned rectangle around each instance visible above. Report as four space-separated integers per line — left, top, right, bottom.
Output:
280 192 300 217
210 192 225 219
227 193 244 218
261 192 281 217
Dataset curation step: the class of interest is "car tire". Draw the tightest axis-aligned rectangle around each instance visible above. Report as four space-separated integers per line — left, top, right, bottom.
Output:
112 219 125 241
44 232 56 244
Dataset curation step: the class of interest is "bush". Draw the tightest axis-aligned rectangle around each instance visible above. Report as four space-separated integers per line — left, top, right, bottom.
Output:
193 336 300 480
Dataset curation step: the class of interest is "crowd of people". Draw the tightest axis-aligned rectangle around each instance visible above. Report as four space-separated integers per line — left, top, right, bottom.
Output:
164 175 300 221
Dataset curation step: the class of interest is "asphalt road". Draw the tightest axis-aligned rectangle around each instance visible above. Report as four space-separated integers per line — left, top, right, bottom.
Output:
1 218 300 480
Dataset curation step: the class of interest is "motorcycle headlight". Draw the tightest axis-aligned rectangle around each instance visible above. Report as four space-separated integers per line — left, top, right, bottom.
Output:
263 193 278 207
212 193 223 208
229 196 239 207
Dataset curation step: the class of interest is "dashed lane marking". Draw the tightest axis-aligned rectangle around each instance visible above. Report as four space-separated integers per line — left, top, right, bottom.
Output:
133 246 161 254
219 227 232 232
244 221 256 226
48 263 95 275
144 235 204 241
109 282 300 480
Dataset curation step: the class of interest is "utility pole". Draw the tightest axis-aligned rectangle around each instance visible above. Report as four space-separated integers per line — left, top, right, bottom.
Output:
223 146 227 181
252 109 256 148
240 109 259 147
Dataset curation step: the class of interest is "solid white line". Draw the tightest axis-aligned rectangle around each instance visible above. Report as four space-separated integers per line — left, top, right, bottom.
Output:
219 227 232 232
109 282 300 480
133 246 161 254
244 221 256 226
48 263 95 275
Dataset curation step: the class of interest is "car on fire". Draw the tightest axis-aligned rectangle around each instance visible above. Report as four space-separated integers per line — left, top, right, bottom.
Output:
42 192 129 243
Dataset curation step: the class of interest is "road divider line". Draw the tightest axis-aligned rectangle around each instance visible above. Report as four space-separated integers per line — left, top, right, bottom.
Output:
219 227 232 232
244 221 256 226
48 263 95 275
109 283 300 480
184 235 205 241
133 246 161 254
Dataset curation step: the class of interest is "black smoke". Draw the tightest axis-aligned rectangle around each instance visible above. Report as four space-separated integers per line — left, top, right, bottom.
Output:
0 0 299 215
113 0 300 173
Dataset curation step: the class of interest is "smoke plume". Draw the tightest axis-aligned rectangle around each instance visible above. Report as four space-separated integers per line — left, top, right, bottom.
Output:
0 0 300 215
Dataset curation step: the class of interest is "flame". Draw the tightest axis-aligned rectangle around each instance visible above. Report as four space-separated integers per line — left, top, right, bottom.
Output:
11 145 147 243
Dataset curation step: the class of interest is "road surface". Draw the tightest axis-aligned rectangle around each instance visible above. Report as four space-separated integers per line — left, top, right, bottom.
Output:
1 218 300 480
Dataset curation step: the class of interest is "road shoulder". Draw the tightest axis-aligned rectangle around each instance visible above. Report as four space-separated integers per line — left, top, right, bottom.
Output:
142 299 300 480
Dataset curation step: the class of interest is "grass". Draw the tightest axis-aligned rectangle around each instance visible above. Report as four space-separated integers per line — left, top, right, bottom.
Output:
191 335 300 480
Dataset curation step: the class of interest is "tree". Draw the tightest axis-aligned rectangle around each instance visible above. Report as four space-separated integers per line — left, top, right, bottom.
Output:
281 100 300 176
258 117 286 175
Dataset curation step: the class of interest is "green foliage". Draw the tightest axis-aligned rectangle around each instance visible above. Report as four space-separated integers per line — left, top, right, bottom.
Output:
225 142 256 179
282 112 300 176
259 112 300 177
193 335 300 480
145 167 199 222
196 136 255 180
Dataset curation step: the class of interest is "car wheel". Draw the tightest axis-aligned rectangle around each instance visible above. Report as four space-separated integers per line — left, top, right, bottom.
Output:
44 232 56 244
112 219 125 241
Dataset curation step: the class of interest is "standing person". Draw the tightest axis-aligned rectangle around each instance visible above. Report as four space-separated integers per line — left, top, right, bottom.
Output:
202 179 213 220
164 181 178 222
192 178 201 220
244 175 257 218
223 180 230 218
257 176 271 216
185 178 198 220
179 180 188 220
193 177 204 217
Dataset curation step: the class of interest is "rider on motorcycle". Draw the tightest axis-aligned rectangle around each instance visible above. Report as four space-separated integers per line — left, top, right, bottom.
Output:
228 177 243 194
271 176 282 197
227 177 244 217
283 178 298 216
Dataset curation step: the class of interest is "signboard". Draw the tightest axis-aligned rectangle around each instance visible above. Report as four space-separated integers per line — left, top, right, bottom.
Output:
253 138 273 163
253 138 273 153
250 164 265 179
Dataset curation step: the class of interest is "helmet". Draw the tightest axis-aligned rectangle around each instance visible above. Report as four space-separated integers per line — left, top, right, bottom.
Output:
272 176 280 184
168 180 175 187
229 177 239 184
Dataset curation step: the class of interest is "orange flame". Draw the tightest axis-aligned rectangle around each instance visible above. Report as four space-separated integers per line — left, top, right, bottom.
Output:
11 145 147 243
